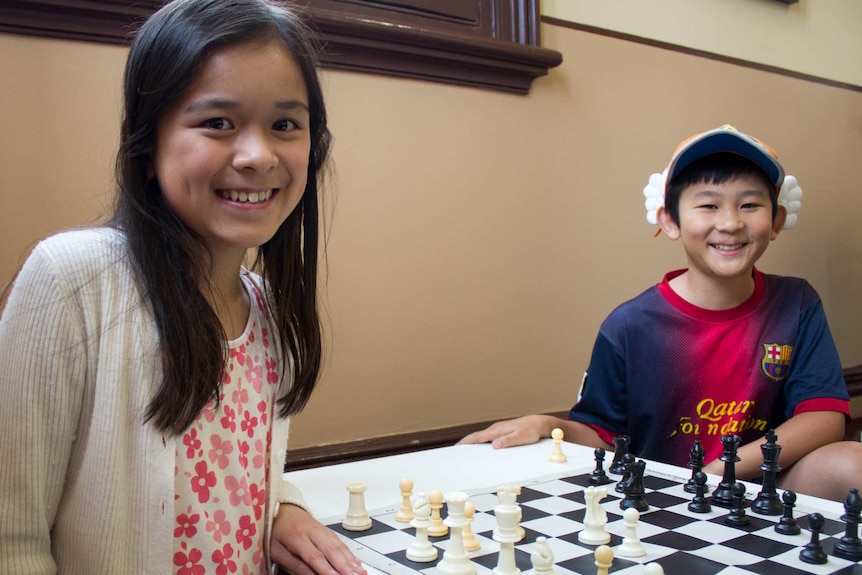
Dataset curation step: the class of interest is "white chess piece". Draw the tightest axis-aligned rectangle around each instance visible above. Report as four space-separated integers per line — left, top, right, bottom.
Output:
493 487 523 575
594 545 613 575
437 492 476 575
616 507 646 557
406 492 438 562
395 477 414 523
462 500 480 551
644 563 664 575
529 536 555 575
548 428 567 463
342 481 372 531
428 489 448 537
578 486 610 545
494 486 525 542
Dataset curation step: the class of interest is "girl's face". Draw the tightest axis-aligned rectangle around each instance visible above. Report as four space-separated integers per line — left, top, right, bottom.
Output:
153 41 311 261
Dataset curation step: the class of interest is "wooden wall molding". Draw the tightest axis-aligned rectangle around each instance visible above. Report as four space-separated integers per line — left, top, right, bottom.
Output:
0 0 562 93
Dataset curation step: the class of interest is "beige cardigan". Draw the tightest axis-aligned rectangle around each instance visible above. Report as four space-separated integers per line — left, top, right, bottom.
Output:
0 228 305 574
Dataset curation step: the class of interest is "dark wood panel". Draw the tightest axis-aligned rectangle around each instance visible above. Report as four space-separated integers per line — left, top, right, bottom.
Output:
0 0 562 93
285 411 570 471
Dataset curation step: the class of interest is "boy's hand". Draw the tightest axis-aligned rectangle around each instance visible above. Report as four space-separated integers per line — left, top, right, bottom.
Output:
458 415 558 449
271 503 366 575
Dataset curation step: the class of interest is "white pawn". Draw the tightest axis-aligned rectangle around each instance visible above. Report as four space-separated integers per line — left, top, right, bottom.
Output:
428 490 448 537
395 478 414 523
342 481 372 531
616 508 646 557
529 536 555 575
644 563 664 574
594 545 613 575
548 428 567 463
462 501 480 551
407 492 438 562
578 486 610 545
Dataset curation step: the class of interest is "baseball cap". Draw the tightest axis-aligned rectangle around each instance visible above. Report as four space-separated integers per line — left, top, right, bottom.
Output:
666 125 785 190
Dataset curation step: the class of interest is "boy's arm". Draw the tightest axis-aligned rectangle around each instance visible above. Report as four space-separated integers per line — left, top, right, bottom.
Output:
458 414 613 450
703 410 845 480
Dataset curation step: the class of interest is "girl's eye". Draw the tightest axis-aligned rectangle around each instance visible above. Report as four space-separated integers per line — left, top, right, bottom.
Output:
273 119 299 132
203 118 234 130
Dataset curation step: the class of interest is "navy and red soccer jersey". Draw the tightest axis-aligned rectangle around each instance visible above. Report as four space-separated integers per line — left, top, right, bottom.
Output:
569 269 850 466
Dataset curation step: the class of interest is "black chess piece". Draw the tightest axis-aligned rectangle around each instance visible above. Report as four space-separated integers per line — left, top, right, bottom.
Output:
799 512 828 565
688 471 711 513
609 435 631 475
751 430 783 516
833 488 862 561
724 482 750 527
615 453 636 493
774 490 801 535
619 459 649 512
685 440 707 494
589 447 612 486
712 433 741 509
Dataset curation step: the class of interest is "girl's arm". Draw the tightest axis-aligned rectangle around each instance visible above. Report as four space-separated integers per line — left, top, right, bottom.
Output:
0 246 87 574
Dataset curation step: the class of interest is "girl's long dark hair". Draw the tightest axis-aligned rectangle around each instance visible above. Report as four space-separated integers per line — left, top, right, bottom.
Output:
113 0 331 435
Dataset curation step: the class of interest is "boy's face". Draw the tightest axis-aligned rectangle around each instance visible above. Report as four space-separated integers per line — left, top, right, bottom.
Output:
658 174 786 284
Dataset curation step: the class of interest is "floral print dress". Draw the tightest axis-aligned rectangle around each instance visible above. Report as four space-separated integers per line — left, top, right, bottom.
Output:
173 277 281 575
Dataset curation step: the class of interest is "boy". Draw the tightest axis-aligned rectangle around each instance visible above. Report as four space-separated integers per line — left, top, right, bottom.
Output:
460 125 862 502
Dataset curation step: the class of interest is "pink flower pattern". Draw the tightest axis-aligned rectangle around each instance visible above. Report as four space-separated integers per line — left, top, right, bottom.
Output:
173 278 279 574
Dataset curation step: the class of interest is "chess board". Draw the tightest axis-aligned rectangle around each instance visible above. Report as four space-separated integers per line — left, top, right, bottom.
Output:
322 467 862 575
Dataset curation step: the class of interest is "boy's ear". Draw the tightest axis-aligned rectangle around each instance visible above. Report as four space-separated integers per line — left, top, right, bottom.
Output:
656 206 681 240
771 204 787 240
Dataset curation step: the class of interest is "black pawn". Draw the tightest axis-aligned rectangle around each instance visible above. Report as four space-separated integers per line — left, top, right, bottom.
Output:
833 488 862 561
589 447 612 485
688 471 711 513
751 429 783 516
712 433 741 509
724 482 750 527
685 440 708 494
609 435 630 475
774 490 801 536
799 512 828 565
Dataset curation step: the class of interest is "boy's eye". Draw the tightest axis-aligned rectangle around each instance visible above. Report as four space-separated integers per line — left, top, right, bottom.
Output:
273 119 299 132
203 118 234 130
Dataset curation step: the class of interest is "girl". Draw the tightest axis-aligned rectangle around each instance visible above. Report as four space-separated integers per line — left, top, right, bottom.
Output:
0 1 365 573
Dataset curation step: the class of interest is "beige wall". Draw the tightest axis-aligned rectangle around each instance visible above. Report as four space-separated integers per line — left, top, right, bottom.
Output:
1 18 861 449
543 0 862 88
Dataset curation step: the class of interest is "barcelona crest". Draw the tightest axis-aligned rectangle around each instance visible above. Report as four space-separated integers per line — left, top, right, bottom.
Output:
762 343 793 381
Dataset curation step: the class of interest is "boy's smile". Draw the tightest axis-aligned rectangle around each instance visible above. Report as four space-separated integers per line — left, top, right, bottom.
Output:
658 174 786 308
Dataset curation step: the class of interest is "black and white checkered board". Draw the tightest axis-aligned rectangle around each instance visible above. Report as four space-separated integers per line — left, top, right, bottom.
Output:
323 468 862 575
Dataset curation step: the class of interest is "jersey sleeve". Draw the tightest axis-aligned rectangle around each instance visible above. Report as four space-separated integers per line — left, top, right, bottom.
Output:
783 296 849 418
0 244 88 574
568 327 629 437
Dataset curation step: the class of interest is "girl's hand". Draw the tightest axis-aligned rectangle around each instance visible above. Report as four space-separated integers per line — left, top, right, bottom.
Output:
271 504 366 575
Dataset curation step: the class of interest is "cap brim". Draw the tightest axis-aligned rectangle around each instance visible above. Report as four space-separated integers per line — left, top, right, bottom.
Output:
668 131 784 189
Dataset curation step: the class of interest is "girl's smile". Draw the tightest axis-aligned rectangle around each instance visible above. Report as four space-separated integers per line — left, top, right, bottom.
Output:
153 40 311 263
